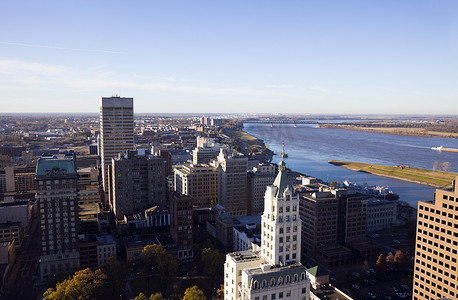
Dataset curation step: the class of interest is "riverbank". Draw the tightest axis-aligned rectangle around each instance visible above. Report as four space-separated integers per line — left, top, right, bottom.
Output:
319 124 458 139
328 160 457 188
222 127 274 162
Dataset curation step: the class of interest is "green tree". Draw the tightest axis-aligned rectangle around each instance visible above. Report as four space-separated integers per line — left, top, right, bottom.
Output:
375 254 387 274
183 286 206 300
201 248 225 279
101 256 129 296
43 268 107 300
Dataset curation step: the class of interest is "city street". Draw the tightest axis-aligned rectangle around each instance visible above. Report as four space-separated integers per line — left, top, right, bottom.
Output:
1 208 40 300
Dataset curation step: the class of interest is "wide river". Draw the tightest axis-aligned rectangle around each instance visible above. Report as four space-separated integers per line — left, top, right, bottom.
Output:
244 123 458 208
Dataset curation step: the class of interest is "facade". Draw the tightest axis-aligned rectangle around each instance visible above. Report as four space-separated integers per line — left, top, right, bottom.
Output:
214 150 248 216
366 199 397 232
413 177 458 300
35 155 80 279
97 234 116 266
299 191 338 259
170 193 193 259
247 170 276 215
99 96 134 195
174 164 218 208
192 147 220 165
111 150 166 219
0 165 37 193
0 223 22 249
224 160 310 300
233 224 261 252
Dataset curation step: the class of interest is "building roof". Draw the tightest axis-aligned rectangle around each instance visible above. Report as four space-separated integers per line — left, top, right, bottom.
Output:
272 160 293 197
36 156 76 177
306 266 329 277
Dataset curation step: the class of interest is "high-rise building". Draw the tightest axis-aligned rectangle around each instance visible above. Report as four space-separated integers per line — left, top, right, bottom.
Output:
224 160 310 300
35 155 80 280
99 96 134 198
111 150 166 219
170 192 194 259
174 164 218 208
213 150 248 216
247 165 276 215
413 176 458 300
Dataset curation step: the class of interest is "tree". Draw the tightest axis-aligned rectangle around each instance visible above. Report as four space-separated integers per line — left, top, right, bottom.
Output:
150 293 165 300
329 181 340 187
386 252 394 264
183 286 206 300
141 244 178 276
361 260 370 274
101 256 129 296
214 285 224 300
375 254 387 274
201 248 225 279
394 250 410 267
132 293 149 300
43 268 107 300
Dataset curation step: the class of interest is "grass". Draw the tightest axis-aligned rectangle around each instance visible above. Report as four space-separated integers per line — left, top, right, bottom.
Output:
328 160 457 187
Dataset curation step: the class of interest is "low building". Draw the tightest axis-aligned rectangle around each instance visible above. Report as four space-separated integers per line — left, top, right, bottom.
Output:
0 222 23 249
125 236 161 263
233 224 261 252
145 206 170 227
366 198 396 231
97 235 116 266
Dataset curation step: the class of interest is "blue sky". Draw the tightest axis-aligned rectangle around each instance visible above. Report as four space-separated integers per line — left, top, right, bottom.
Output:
0 0 457 114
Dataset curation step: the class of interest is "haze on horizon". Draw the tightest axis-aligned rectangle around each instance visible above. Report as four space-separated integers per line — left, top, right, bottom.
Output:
0 0 457 115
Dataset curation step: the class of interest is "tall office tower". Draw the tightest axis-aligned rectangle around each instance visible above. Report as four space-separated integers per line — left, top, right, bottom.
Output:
111 150 166 219
35 155 80 280
247 164 276 215
224 160 310 300
413 177 458 300
170 192 194 259
299 191 339 260
99 96 134 198
214 150 248 216
174 164 218 208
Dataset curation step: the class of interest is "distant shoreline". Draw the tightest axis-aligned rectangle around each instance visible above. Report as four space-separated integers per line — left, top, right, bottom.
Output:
319 124 458 139
328 160 457 188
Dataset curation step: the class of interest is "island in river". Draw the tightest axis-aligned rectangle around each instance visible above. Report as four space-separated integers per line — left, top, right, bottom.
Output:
328 160 458 188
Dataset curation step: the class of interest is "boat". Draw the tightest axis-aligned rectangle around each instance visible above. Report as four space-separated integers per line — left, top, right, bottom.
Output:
432 146 443 151
342 180 399 200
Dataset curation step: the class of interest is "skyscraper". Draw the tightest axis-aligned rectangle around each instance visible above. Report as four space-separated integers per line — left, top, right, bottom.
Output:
35 155 80 280
413 176 458 300
224 160 310 300
99 96 134 201
213 150 248 216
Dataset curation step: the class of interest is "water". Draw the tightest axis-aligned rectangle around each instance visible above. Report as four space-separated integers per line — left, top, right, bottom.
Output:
244 123 458 208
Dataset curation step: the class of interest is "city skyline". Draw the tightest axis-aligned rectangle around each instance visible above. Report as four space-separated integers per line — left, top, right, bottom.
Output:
1 0 458 114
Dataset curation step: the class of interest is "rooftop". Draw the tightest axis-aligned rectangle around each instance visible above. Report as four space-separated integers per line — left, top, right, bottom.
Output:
36 156 76 177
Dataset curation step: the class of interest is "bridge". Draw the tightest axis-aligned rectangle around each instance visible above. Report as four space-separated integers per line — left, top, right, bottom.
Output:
243 119 321 124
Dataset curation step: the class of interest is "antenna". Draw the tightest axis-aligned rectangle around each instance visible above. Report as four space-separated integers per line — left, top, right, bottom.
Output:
281 141 285 160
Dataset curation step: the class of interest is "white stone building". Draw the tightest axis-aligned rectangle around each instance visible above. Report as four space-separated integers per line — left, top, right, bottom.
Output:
224 160 310 300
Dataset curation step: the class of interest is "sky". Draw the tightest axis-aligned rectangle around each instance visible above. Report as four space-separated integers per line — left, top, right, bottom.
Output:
0 0 457 114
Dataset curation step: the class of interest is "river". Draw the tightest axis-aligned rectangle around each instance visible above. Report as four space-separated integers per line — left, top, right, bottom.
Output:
244 123 458 208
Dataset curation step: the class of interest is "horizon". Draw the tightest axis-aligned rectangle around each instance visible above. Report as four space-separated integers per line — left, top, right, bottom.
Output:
1 1 458 114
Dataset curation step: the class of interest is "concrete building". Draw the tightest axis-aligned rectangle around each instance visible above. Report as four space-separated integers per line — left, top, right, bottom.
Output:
413 177 458 300
174 164 218 208
35 155 80 280
233 224 261 252
97 234 116 267
366 198 397 232
299 190 338 260
247 167 276 215
224 160 310 300
0 165 37 194
170 193 193 259
111 150 166 219
0 223 22 250
214 150 248 216
192 147 220 165
99 96 134 196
